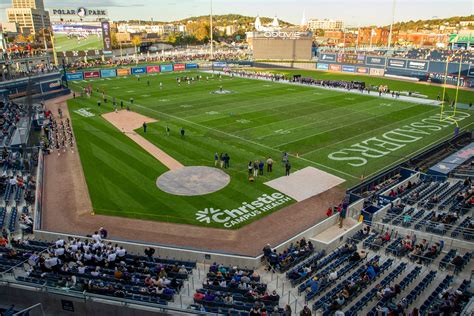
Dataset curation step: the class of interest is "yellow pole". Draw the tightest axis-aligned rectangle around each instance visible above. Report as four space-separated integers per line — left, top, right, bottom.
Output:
50 32 58 66
440 55 450 120
453 55 463 117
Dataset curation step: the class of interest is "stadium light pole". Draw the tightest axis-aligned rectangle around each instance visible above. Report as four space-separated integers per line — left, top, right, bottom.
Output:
210 0 214 59
387 0 396 50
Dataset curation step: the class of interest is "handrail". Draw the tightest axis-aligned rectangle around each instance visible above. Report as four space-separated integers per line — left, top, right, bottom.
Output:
2 279 227 316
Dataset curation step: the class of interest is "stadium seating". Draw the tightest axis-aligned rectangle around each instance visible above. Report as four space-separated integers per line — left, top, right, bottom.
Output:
195 263 282 314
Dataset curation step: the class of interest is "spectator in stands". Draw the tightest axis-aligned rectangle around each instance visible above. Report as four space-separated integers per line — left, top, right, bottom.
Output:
451 255 464 269
300 305 312 316
99 227 108 239
91 231 101 243
362 225 371 236
366 263 377 279
144 247 155 261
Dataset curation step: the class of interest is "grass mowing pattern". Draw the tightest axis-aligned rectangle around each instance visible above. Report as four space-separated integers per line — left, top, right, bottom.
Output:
67 71 474 228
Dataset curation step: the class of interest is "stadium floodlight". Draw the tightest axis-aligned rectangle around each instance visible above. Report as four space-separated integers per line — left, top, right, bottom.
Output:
387 0 396 50
210 0 214 60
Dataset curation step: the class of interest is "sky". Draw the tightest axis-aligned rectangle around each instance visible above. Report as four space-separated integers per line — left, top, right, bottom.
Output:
0 0 472 26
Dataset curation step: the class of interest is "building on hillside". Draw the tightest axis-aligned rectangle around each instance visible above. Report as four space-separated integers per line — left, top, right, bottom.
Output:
397 31 448 47
459 21 474 27
6 0 50 34
307 18 343 31
357 27 391 47
254 15 281 32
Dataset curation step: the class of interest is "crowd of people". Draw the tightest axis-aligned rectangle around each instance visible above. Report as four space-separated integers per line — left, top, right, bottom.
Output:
427 285 471 315
42 109 74 156
325 257 381 313
263 238 314 272
223 69 287 81
21 232 186 300
1 63 59 82
66 50 249 70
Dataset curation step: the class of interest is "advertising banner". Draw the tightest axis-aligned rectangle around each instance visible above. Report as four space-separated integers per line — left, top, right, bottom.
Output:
342 65 356 72
131 67 147 75
66 72 83 81
387 58 407 69
100 69 117 78
213 62 227 68
160 64 173 72
319 53 336 62
146 65 160 73
316 63 329 70
84 71 100 79
329 64 342 71
101 21 112 54
369 68 385 76
117 68 130 76
173 63 186 71
338 54 365 65
366 56 386 66
468 65 474 77
185 63 199 69
407 60 429 71
356 67 368 74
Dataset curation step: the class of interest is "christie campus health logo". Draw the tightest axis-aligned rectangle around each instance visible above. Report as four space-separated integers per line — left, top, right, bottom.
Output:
196 193 292 228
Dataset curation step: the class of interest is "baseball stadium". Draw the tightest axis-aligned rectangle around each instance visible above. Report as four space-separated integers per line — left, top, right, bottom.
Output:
0 1 474 316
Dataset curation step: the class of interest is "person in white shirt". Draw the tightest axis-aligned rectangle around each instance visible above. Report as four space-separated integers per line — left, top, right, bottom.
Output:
70 243 78 253
77 263 86 274
91 267 100 277
116 246 126 258
54 247 65 257
44 257 59 270
28 253 39 267
92 232 102 243
107 252 117 263
94 253 103 264
83 252 92 262
329 270 338 281
55 239 65 247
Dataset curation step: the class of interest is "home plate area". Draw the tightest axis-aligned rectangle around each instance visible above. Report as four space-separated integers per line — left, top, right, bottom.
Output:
264 167 345 202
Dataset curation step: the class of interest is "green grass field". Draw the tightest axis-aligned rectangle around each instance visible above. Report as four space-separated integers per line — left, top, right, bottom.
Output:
67 71 474 228
54 33 103 52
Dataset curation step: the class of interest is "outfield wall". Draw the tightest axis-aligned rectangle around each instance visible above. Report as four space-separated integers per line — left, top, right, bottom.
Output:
64 61 254 81
316 53 474 87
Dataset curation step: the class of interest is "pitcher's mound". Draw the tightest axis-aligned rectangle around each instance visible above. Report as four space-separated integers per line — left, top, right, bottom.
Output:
157 166 230 196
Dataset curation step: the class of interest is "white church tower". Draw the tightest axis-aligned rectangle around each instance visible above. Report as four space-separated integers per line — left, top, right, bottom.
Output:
255 15 262 31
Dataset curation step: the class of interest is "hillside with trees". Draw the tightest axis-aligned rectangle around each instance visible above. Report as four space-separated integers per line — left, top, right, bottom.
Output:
391 15 474 31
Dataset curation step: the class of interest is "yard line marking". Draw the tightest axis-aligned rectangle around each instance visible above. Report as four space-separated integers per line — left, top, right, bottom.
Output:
219 95 367 132
241 98 401 140
276 103 421 148
300 107 440 157
127 100 358 179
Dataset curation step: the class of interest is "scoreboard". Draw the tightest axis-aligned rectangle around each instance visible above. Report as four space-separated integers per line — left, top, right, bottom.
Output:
337 54 365 65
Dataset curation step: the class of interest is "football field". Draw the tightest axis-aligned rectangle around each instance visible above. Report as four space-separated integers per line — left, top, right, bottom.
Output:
54 33 103 52
67 71 474 228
